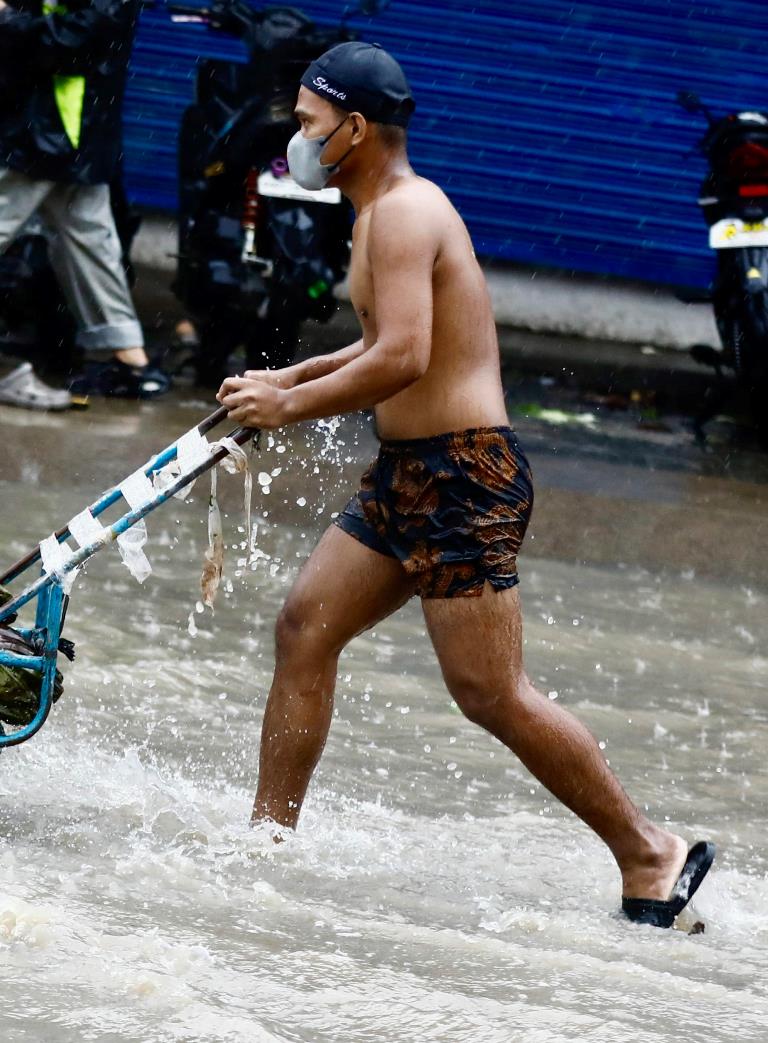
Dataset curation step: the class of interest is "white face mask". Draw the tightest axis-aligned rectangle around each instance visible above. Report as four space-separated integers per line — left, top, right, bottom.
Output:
287 116 352 191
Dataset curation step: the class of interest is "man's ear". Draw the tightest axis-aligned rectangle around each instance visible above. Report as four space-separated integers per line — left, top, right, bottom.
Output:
348 112 368 144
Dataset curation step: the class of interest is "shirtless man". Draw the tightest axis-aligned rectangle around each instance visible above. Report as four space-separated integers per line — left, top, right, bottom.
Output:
218 42 714 927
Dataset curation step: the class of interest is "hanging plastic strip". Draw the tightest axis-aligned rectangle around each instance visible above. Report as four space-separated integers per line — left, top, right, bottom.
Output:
212 435 253 559
117 469 155 583
200 436 254 608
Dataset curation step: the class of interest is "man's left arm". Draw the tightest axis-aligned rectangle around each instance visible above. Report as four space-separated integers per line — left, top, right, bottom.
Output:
219 194 436 428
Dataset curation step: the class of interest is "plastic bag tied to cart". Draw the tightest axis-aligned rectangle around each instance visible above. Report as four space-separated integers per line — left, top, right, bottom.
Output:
0 584 64 727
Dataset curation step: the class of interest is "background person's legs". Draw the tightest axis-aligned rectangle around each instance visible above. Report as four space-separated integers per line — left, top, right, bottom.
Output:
42 181 148 366
253 525 417 829
422 583 689 901
0 168 72 409
0 167 51 244
41 181 170 397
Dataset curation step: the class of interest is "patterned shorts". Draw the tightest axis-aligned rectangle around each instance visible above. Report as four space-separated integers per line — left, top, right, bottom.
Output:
333 426 534 599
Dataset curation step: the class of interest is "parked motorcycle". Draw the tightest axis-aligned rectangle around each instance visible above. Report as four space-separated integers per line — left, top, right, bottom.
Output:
168 0 385 386
677 91 768 439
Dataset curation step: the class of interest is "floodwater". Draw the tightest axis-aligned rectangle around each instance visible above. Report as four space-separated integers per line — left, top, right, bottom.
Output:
0 391 767 1043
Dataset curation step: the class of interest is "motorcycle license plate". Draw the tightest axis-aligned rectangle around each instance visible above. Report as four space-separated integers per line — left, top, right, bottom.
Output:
257 172 342 205
709 217 768 249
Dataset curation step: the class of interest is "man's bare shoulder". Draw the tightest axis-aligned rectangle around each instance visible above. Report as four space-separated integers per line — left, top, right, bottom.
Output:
370 176 455 229
367 177 455 260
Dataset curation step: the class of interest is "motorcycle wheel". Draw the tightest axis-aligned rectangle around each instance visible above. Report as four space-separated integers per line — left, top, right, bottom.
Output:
194 314 243 389
739 290 768 438
245 315 300 374
193 313 301 389
713 249 768 433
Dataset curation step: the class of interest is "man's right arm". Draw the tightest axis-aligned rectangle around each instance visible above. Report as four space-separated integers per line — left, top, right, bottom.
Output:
244 339 366 389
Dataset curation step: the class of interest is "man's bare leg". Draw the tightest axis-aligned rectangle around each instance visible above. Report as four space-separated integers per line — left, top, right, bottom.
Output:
253 525 416 829
422 584 688 901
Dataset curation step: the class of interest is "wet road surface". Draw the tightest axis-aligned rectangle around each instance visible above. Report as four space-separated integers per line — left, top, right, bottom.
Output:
0 368 767 1042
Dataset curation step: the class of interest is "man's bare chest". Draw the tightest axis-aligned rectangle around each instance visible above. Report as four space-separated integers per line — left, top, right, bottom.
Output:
348 231 375 330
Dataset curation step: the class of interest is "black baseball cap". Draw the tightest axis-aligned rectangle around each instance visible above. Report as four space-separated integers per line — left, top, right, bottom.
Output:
300 41 415 128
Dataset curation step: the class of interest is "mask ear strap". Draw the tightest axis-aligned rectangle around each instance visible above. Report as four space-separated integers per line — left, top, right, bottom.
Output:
322 115 350 146
327 143 356 174
322 115 356 174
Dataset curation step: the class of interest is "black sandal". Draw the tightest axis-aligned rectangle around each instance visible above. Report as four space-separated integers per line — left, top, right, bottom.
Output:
69 360 171 399
622 841 716 928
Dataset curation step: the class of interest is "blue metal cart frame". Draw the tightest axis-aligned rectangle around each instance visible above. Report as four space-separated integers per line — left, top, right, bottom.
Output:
0 406 255 749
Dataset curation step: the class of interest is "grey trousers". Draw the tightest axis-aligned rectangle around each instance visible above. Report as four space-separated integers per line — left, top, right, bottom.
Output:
0 166 144 351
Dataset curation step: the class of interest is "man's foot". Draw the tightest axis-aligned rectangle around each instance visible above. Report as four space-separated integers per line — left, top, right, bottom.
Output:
68 359 171 400
621 832 690 901
622 841 716 928
113 347 150 367
0 362 72 411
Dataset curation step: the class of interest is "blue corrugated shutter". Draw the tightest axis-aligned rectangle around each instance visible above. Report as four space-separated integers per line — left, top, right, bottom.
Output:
125 0 767 288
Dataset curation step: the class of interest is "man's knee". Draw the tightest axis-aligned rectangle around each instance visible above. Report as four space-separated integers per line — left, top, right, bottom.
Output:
451 682 503 729
274 599 310 657
274 596 342 661
445 666 530 730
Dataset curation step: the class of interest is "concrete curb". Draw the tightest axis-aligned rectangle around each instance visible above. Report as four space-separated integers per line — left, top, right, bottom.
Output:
481 264 719 352
132 213 720 353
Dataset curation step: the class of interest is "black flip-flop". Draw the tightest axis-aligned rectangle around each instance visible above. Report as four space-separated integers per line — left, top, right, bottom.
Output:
69 360 171 400
622 840 716 928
